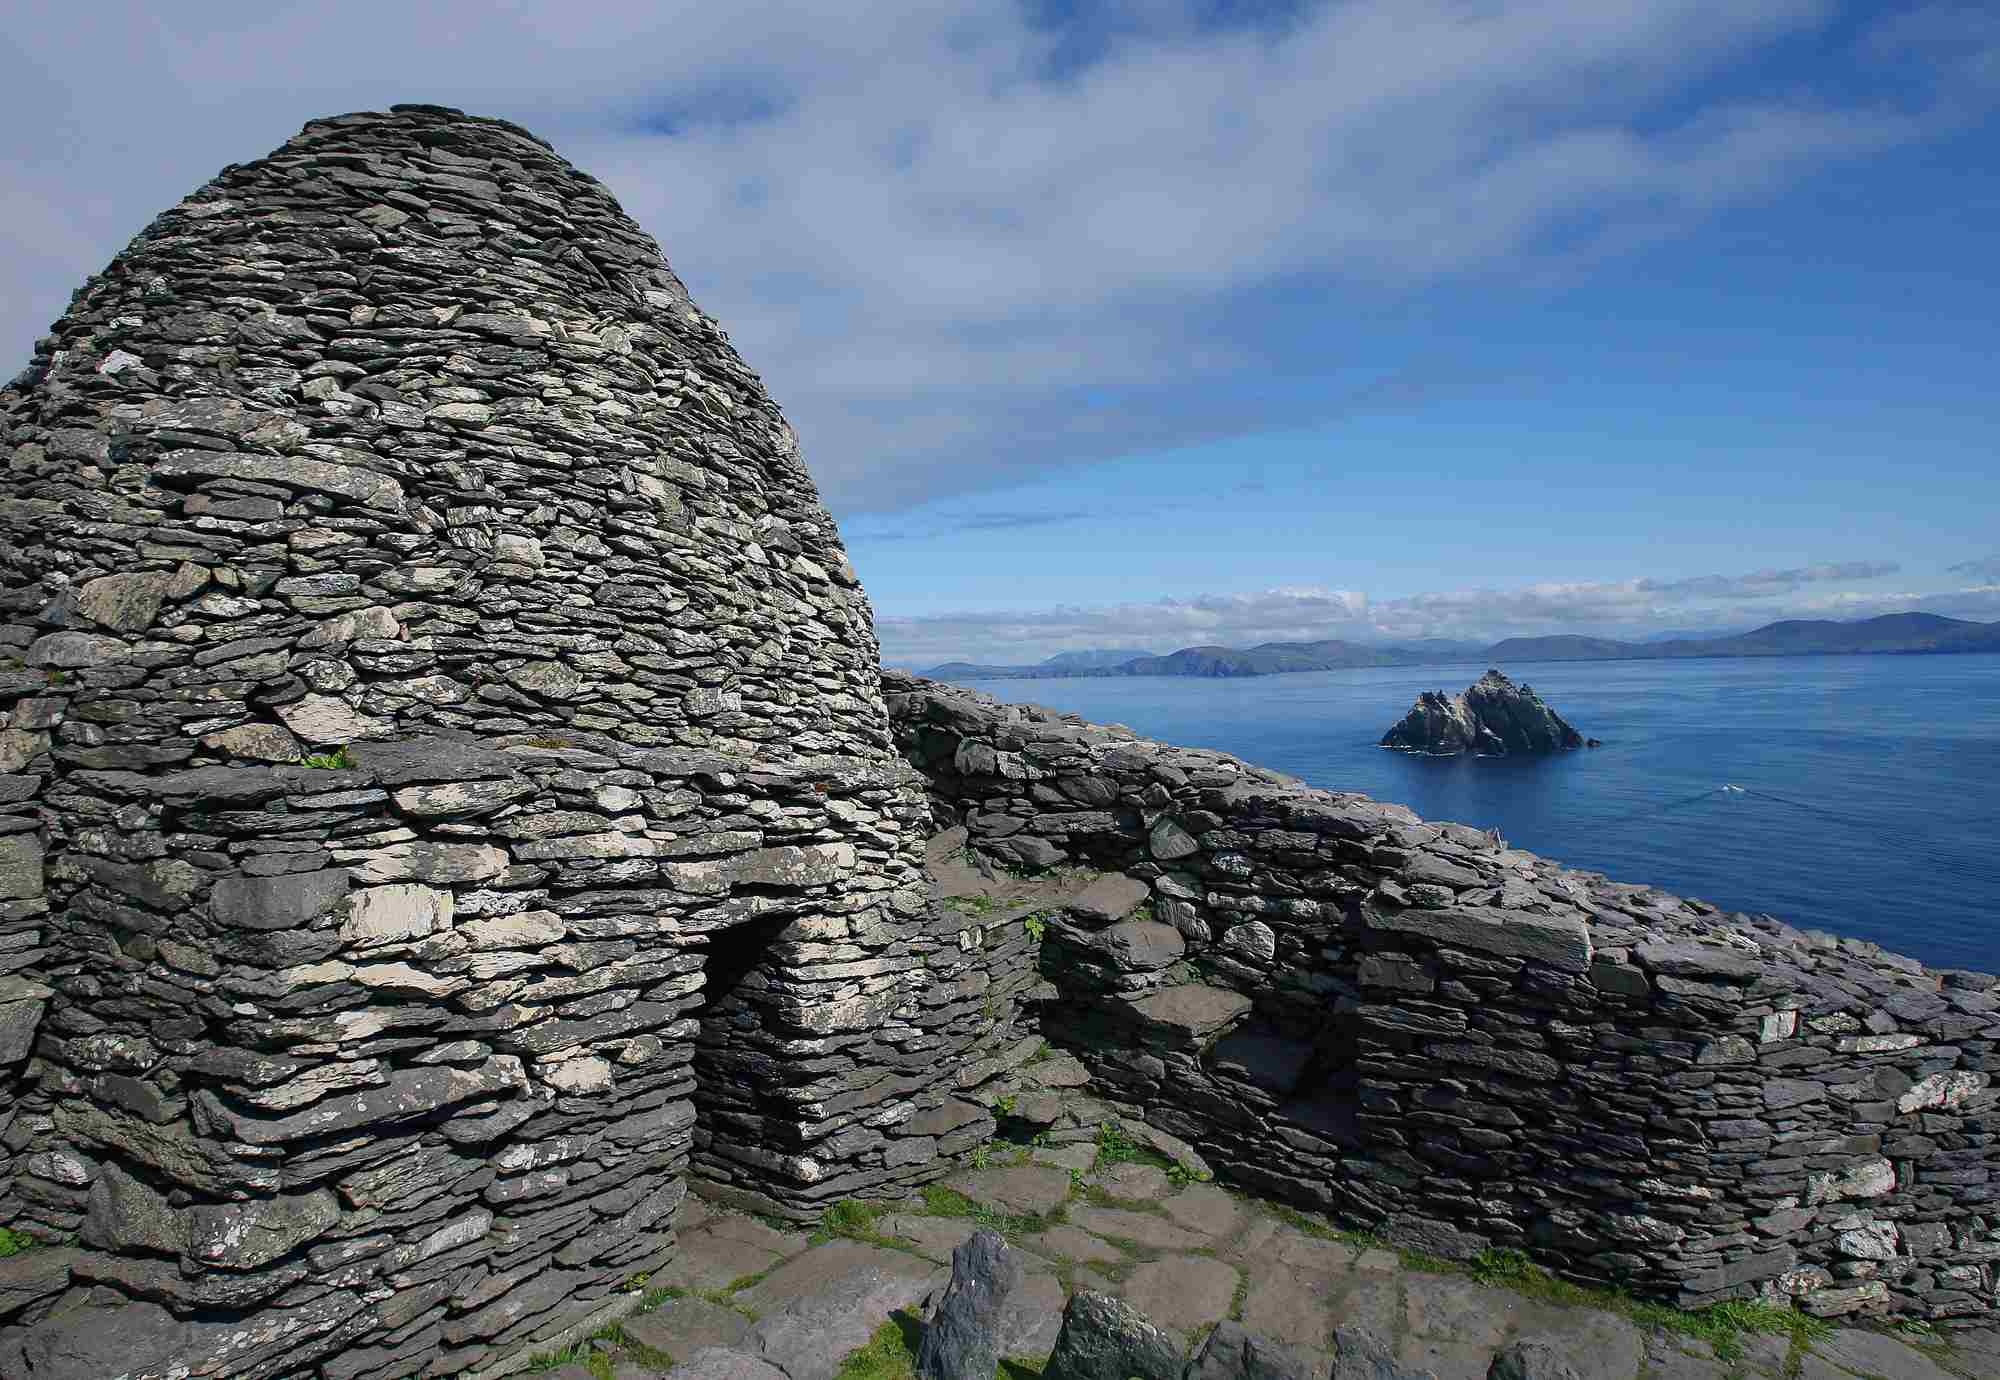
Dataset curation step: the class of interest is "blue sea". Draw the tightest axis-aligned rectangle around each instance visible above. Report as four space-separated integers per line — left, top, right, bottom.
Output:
960 654 2000 973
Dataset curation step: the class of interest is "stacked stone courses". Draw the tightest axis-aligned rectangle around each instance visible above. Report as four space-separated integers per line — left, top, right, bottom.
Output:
0 100 1991 1379
884 671 2000 1327
0 106 1019 1379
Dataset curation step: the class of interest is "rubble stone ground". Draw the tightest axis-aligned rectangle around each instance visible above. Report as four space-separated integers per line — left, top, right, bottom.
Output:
531 1149 1998 1380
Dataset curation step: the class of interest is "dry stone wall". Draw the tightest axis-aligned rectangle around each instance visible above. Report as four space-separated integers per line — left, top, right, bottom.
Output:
0 105 1004 1380
885 671 2000 1327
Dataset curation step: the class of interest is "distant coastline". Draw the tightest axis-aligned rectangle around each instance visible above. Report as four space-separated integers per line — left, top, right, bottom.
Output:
917 610 2000 680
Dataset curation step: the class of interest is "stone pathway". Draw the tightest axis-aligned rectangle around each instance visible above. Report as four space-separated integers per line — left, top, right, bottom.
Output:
526 1137 1997 1380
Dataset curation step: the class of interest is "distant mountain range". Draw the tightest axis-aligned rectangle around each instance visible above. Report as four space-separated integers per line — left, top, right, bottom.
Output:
921 612 2000 681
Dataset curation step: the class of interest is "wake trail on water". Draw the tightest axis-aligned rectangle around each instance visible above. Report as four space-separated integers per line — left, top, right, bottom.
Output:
1585 783 1880 837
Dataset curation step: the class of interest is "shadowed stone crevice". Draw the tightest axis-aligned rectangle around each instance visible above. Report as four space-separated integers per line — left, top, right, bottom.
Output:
0 104 1026 1380
0 99 1994 1380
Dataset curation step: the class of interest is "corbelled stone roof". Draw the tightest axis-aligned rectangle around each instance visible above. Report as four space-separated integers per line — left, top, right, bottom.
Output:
1 101 889 764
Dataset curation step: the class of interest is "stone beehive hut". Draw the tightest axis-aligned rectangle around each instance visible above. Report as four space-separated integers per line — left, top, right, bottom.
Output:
0 105 1015 1379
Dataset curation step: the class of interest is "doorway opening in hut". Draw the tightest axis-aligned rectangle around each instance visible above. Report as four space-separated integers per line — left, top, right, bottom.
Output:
689 911 796 1205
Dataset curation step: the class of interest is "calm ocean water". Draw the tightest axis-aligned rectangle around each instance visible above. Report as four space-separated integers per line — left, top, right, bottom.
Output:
959 654 2000 973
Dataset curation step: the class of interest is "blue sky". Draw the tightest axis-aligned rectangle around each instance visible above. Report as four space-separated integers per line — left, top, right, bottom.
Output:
4 2 1997 666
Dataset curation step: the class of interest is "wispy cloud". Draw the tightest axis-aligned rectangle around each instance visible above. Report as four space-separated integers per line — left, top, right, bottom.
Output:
4 3 1996 512
874 557 1970 664
1948 555 2000 578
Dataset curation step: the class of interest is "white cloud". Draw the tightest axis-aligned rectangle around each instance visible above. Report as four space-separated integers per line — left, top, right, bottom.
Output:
873 558 1972 664
3 3 1995 511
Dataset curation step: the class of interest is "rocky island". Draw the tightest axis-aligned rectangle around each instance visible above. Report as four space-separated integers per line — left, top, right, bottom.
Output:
1380 668 1588 755
0 105 1993 1380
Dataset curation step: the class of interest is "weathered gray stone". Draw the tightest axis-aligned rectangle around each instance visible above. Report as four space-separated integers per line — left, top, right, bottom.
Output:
917 1230 1025 1380
188 1187 340 1269
1069 872 1153 924
1632 940 1761 982
203 1059 524 1143
11 1300 192 1380
622 1297 753 1358
1366 906 1592 973
1042 1289 1182 1380
662 1349 790 1380
153 448 405 509
341 882 451 946
211 868 349 930
745 1263 940 1380
81 1159 188 1254
25 631 128 668
1187 1320 1331 1380
1332 1327 1432 1380
77 571 173 632
1149 817 1200 861
0 978 50 1062
202 722 303 762
0 832 43 901
1487 1338 1582 1380
0 1246 78 1318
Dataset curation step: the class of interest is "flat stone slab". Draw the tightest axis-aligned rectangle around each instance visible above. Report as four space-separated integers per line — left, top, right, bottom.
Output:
1065 1205 1209 1251
745 1263 940 1380
623 1296 752 1358
1031 1142 1100 1172
1023 1053 1092 1090
1402 1274 1517 1348
734 1240 936 1316
1809 1328 1960 1380
703 1213 810 1257
1397 1335 1500 1380
1161 1183 1247 1239
1067 872 1153 924
1122 984 1253 1040
1118 1255 1241 1341
1240 1261 1340 1351
1093 1162 1173 1202
880 1213 986 1263
996 1268 1068 1362
1503 1309 1647 1380
945 1164 1075 1217
664 1347 789 1379
1273 1230 1358 1274
1021 1225 1127 1266
1327 1276 1400 1339
659 1231 786 1293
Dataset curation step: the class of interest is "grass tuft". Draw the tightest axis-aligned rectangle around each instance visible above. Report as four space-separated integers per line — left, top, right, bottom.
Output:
834 1313 926 1380
813 1198 900 1248
300 745 357 769
1465 1249 1829 1361
919 1184 1058 1238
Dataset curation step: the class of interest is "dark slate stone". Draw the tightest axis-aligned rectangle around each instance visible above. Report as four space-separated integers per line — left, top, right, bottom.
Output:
1186 1320 1330 1380
1330 1327 1431 1380
916 1230 1025 1380
1487 1337 1583 1380
1366 905 1591 974
1633 941 1762 982
1042 1290 1182 1380
348 735 518 785
12 1300 192 1380
210 868 350 930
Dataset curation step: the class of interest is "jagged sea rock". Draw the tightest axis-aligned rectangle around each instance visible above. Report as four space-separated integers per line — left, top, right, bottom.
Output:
1379 669 1584 755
